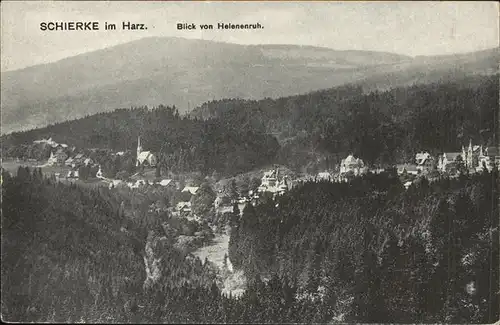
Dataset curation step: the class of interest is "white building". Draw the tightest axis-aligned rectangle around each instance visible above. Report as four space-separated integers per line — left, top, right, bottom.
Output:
47 149 68 166
339 154 367 176
182 186 199 195
176 201 192 213
136 136 157 167
34 137 58 147
158 179 173 187
128 179 148 189
257 167 289 196
260 169 278 189
397 164 419 176
415 152 434 172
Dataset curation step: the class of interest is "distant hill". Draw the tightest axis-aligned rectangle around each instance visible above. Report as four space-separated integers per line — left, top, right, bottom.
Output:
0 37 407 134
1 36 497 134
357 47 500 92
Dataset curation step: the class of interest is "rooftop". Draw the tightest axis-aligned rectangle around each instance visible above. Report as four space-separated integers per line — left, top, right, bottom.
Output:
182 186 199 195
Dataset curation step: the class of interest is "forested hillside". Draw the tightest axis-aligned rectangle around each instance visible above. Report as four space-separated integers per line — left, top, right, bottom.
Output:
2 168 376 323
1 167 223 322
193 74 498 169
228 171 499 323
1 106 279 177
3 73 498 176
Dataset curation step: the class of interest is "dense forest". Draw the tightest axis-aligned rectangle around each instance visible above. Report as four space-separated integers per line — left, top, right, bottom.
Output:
0 167 374 323
3 167 498 323
1 166 222 322
194 74 498 170
229 170 499 323
2 74 498 176
1 106 279 177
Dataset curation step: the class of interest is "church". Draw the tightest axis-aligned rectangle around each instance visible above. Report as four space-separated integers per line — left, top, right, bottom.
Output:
136 136 157 167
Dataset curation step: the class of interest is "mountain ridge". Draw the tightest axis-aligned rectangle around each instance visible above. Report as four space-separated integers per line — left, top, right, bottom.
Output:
1 36 498 134
3 37 416 73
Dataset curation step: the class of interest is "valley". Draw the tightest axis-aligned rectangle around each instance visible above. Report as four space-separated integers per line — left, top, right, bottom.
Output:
192 232 247 297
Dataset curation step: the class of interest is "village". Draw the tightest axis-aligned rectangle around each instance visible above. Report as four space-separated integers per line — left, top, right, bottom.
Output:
6 136 500 221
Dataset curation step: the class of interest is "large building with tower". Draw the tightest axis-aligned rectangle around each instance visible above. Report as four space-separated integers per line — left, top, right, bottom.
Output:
136 136 157 167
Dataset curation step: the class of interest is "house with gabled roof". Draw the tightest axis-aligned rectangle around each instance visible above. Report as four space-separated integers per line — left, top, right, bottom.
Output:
47 149 68 166
415 152 435 173
182 186 199 195
158 179 173 187
397 164 419 176
176 201 192 213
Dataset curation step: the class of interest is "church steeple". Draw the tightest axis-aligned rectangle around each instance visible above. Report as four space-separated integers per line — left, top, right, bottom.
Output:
136 136 143 167
137 136 142 156
467 139 473 168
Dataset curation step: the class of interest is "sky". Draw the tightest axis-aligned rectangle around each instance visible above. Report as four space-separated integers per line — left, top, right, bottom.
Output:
1 1 498 71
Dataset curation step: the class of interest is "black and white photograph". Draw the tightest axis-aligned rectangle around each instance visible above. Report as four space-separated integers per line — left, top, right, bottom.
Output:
1 1 499 323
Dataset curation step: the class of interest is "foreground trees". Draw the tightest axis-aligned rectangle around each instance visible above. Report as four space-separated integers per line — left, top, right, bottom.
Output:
2 166 498 323
229 170 499 323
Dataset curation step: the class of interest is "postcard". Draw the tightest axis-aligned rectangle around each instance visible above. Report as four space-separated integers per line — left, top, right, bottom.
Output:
1 1 499 323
